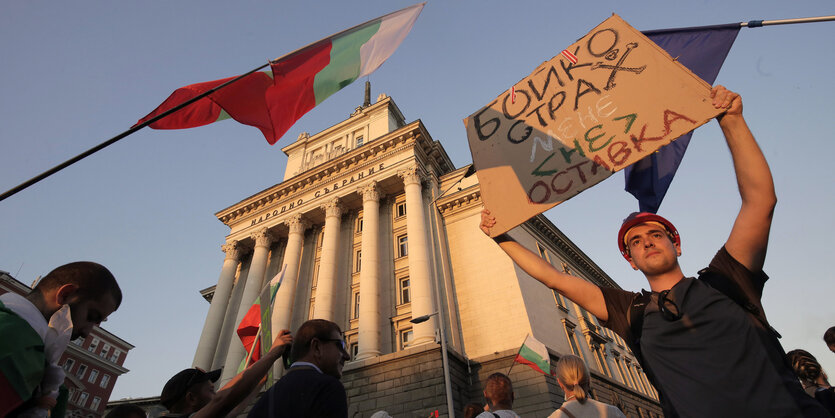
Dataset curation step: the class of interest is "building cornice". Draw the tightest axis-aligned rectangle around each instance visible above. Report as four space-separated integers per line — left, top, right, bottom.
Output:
216 120 452 228
523 216 620 289
66 344 130 375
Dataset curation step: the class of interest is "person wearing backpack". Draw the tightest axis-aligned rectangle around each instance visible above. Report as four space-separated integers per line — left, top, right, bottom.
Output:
480 85 830 417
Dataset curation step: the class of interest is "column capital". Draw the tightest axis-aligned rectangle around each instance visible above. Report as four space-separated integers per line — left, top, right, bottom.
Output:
322 197 344 219
286 214 311 235
250 228 274 249
221 240 245 261
397 165 425 187
359 181 381 203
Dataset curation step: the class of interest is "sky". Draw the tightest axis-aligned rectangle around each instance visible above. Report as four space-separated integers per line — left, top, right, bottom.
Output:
1 0 833 401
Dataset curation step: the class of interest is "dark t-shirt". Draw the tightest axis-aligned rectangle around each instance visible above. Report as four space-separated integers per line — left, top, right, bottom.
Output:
600 247 828 418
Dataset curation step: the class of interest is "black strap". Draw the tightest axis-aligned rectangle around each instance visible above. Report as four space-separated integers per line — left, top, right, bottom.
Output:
557 406 577 418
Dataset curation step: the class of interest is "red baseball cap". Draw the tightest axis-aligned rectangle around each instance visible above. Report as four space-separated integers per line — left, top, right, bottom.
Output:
617 212 680 261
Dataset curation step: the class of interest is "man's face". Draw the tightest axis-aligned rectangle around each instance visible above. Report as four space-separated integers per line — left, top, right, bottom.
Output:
625 223 681 275
189 380 215 411
317 331 350 379
68 293 119 340
828 343 835 354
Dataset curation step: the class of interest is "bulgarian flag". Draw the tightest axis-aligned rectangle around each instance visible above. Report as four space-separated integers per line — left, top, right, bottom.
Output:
514 334 552 375
136 3 424 145
236 265 286 372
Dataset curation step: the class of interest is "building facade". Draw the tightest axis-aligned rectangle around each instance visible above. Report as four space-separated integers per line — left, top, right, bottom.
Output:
0 271 133 418
192 93 662 417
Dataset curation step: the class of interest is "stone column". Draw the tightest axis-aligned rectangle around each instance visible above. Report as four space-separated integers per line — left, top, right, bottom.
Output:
271 215 310 338
192 241 242 370
220 228 273 384
313 198 343 322
400 166 436 345
356 182 382 359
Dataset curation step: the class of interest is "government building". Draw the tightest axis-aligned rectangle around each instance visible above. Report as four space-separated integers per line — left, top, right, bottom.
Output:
191 88 662 417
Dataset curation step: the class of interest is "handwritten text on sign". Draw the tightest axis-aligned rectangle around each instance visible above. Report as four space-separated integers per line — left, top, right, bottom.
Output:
465 14 721 236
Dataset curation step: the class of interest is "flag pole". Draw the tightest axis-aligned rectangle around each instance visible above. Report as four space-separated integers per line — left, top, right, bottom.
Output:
0 2 425 204
0 61 272 203
243 322 263 368
741 15 835 27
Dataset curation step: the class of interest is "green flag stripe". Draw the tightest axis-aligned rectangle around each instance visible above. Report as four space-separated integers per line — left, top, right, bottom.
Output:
313 20 381 104
519 344 549 372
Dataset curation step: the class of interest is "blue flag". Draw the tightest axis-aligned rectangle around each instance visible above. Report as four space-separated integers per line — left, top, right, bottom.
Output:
625 24 740 213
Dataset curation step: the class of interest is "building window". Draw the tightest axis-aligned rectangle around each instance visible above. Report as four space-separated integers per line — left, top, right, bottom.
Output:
614 357 628 385
536 242 549 260
349 342 359 360
90 396 101 411
110 348 121 363
356 135 364 147
396 201 406 218
77 392 89 408
88 337 100 353
76 364 87 379
591 344 610 377
397 235 408 258
352 291 360 319
88 369 99 384
399 277 411 305
355 250 361 272
100 343 111 358
553 290 568 309
356 217 363 233
564 325 581 357
399 328 413 350
100 374 110 389
63 358 75 372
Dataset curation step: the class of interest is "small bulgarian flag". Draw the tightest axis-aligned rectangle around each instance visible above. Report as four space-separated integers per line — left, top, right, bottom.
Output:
514 334 552 375
136 3 424 145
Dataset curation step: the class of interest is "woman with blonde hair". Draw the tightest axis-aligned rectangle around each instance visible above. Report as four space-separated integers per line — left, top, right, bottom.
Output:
548 355 626 418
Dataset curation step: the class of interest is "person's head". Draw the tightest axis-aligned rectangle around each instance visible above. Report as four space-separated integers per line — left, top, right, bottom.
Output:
462 402 484 418
160 368 221 414
824 327 835 354
104 404 146 418
618 212 681 275
787 349 829 388
29 261 121 340
291 319 350 379
555 354 591 403
483 372 514 410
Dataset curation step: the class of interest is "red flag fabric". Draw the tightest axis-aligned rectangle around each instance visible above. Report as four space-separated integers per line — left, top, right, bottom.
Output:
236 303 262 365
135 4 423 145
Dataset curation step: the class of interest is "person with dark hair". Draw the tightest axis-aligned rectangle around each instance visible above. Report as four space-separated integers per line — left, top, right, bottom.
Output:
824 327 835 354
549 355 625 418
481 86 831 417
475 373 519 418
787 349 835 415
0 261 122 417
248 319 350 418
159 330 291 418
105 403 147 418
462 402 485 418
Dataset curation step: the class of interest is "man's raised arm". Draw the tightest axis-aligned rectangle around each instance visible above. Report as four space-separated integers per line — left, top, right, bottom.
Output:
480 209 609 321
712 85 777 272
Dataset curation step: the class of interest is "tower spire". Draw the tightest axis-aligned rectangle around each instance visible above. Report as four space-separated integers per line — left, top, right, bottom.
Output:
363 80 371 108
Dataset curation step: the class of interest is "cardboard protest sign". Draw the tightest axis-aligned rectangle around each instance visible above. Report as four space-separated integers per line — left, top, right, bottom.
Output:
465 14 723 237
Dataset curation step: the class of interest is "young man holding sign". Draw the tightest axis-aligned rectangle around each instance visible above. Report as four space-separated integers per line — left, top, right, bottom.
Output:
480 86 829 417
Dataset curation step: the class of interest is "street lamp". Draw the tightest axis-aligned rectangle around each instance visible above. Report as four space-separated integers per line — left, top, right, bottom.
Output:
411 311 454 417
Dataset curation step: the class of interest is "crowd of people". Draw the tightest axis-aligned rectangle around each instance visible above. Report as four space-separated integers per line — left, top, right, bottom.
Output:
2 85 835 417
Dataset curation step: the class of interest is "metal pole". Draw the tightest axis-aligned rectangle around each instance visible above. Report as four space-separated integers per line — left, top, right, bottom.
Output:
742 15 835 27
0 61 270 203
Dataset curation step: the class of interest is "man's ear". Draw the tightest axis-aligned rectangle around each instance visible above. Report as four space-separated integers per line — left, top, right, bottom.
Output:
55 284 79 305
675 242 682 257
628 259 638 271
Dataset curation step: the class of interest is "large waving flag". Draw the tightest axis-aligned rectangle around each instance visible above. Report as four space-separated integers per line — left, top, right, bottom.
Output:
136 3 424 145
513 334 552 375
625 23 740 213
236 265 286 372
